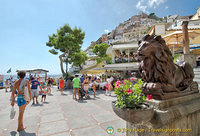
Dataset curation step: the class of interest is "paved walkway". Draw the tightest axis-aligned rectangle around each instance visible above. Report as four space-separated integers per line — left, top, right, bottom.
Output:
0 87 126 136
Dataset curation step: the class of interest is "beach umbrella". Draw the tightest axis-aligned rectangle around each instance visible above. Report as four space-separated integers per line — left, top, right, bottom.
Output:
163 31 200 55
163 31 200 44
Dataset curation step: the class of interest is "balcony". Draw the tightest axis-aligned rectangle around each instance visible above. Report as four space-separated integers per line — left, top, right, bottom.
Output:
111 42 138 64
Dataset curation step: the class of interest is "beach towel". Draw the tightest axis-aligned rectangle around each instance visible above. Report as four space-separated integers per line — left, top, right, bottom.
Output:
19 79 26 93
20 79 30 102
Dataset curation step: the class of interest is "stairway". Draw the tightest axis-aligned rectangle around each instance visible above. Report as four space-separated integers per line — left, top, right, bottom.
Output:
193 68 200 92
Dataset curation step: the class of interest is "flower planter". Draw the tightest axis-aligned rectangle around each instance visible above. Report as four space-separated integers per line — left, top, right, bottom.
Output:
112 101 154 124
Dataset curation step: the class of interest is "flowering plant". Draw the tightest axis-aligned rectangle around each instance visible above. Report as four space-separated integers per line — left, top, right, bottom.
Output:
114 78 151 109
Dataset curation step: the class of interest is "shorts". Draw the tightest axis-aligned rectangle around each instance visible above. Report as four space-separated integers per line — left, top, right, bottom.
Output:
31 89 39 97
17 95 26 106
42 95 46 99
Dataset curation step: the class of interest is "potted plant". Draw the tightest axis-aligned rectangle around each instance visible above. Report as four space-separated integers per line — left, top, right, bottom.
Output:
112 78 154 124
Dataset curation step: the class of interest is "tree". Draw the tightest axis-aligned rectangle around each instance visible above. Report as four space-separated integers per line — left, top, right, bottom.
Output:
46 24 85 75
71 51 88 70
92 43 111 64
148 13 158 20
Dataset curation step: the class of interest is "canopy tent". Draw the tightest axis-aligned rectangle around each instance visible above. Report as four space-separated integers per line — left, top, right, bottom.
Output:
104 62 139 71
16 69 49 81
16 69 49 74
112 43 138 50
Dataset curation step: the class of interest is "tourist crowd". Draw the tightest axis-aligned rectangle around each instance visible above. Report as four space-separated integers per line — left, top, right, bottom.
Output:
7 70 136 132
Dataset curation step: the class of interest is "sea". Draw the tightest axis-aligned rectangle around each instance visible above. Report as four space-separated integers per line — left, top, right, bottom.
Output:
1 74 62 81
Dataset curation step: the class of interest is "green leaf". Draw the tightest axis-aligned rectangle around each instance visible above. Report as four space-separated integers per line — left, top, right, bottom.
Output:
49 49 58 55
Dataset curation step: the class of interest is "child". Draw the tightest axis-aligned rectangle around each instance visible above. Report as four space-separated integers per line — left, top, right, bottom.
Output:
59 77 65 95
41 86 47 102
105 83 109 96
106 76 112 96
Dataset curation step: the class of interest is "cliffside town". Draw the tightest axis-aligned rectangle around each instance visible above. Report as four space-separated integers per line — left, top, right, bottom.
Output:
70 7 200 74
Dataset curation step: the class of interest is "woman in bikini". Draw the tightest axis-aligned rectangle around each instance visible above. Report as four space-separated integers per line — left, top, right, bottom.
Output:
11 71 31 132
83 76 89 97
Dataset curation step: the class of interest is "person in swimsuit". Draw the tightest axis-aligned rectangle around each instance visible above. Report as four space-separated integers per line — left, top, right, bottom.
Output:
91 79 96 98
46 77 52 94
83 76 89 97
11 71 31 132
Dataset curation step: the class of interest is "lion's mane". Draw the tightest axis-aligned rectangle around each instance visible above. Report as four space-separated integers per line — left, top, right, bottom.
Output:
137 35 176 85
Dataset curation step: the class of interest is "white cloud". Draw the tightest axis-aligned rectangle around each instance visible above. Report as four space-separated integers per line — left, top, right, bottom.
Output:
104 29 110 33
136 0 167 13
165 6 168 9
148 0 166 8
136 1 147 13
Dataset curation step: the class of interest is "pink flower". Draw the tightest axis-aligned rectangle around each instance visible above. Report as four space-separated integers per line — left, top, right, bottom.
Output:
116 81 120 85
126 89 133 94
130 78 134 81
147 95 153 100
115 84 120 88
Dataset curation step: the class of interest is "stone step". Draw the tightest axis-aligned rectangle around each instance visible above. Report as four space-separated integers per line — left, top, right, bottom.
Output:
193 69 200 72
194 72 200 75
194 76 200 80
194 74 200 78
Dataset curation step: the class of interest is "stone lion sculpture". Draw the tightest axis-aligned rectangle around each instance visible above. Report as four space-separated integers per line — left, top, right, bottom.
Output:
137 34 198 100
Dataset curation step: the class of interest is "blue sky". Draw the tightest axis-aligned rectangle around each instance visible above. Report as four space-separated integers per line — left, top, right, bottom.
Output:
0 0 199 75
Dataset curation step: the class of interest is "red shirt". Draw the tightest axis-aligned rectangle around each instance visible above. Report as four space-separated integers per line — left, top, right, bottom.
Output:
59 79 65 88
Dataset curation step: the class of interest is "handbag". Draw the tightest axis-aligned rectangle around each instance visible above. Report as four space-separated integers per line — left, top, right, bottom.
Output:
24 86 30 102
10 106 16 119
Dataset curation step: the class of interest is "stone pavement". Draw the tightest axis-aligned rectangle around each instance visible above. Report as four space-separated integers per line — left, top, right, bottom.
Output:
0 87 126 136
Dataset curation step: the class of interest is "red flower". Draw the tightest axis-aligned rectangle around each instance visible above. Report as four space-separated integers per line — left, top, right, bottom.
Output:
130 78 134 81
147 95 153 100
115 81 121 86
115 84 120 88
126 89 132 94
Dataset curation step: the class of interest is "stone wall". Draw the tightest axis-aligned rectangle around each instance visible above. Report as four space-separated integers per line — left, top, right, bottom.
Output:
126 93 200 136
180 54 196 67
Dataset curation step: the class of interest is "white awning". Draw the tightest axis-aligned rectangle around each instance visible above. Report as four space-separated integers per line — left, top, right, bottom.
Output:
16 69 49 74
112 43 138 50
104 63 139 71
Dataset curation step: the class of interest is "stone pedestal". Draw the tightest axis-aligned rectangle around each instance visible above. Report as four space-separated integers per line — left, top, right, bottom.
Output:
180 54 196 67
126 93 200 136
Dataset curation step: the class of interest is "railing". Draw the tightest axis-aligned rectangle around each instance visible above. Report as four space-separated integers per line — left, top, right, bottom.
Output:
114 58 137 63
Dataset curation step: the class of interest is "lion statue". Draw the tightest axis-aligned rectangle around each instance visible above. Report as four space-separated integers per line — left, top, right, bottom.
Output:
137 34 198 100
